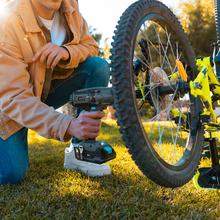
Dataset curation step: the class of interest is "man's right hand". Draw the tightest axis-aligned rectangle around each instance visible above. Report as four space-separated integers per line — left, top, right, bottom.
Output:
66 111 104 140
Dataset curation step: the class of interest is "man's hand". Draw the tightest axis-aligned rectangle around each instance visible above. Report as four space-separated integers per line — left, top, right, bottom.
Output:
66 111 105 140
32 43 69 69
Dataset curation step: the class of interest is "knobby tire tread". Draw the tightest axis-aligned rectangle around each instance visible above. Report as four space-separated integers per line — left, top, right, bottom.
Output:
110 0 203 187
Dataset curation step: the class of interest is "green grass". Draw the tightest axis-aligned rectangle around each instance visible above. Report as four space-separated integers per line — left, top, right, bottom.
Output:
0 120 220 219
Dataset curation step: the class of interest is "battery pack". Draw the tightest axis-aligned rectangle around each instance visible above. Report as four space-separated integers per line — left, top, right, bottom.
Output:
74 140 116 164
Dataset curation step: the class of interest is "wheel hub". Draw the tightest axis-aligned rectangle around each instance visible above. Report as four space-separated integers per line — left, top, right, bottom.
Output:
150 67 171 111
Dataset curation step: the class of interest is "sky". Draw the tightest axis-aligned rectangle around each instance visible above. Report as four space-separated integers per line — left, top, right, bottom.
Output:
79 0 184 45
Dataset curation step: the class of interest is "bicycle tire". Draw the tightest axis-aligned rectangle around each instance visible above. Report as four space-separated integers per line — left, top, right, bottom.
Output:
110 0 204 187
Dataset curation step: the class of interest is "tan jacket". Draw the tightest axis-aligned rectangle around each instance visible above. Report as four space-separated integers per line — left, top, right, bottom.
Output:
0 0 99 141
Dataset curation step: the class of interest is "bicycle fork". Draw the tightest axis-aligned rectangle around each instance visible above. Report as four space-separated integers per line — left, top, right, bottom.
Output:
176 57 220 188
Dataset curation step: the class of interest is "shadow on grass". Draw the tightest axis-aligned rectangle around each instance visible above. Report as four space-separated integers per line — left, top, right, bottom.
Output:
0 148 178 219
0 141 218 219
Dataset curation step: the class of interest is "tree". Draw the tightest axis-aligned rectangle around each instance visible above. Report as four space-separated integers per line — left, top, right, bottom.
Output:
179 0 216 56
89 26 102 45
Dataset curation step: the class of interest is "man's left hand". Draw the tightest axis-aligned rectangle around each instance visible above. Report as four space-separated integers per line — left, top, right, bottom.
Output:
32 43 70 69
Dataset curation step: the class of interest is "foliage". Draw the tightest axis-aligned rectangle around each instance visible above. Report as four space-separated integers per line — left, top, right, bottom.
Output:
89 26 102 45
88 27 110 59
179 0 216 56
0 120 219 219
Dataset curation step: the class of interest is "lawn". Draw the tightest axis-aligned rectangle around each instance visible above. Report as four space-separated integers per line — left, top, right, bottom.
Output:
0 120 219 219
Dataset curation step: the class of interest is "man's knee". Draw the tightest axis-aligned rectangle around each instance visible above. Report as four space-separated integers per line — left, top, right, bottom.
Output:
99 58 110 83
93 56 110 73
87 56 110 85
0 164 28 185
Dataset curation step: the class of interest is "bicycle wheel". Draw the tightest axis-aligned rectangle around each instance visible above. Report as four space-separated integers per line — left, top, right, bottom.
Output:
110 0 204 187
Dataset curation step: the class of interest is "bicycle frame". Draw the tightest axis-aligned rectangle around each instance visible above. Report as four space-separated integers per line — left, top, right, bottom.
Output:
166 56 220 189
190 57 218 125
154 0 220 188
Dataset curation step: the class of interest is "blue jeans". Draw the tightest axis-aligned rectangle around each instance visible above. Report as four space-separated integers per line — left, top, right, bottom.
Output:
0 57 110 184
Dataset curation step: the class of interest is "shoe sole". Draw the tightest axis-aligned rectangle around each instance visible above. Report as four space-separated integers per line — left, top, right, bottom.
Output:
64 163 111 177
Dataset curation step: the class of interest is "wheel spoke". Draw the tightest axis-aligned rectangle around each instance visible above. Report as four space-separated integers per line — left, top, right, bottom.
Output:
165 26 177 63
129 14 196 167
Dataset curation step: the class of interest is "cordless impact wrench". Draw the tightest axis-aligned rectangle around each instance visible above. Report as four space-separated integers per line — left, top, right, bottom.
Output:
69 87 116 164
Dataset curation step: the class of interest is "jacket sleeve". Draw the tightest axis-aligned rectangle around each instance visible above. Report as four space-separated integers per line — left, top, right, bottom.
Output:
0 19 73 142
59 1 99 69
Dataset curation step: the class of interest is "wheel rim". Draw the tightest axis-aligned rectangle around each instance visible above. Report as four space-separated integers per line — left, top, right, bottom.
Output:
131 14 195 168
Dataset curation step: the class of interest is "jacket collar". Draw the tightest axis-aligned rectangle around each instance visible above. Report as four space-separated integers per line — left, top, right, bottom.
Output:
18 0 75 33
